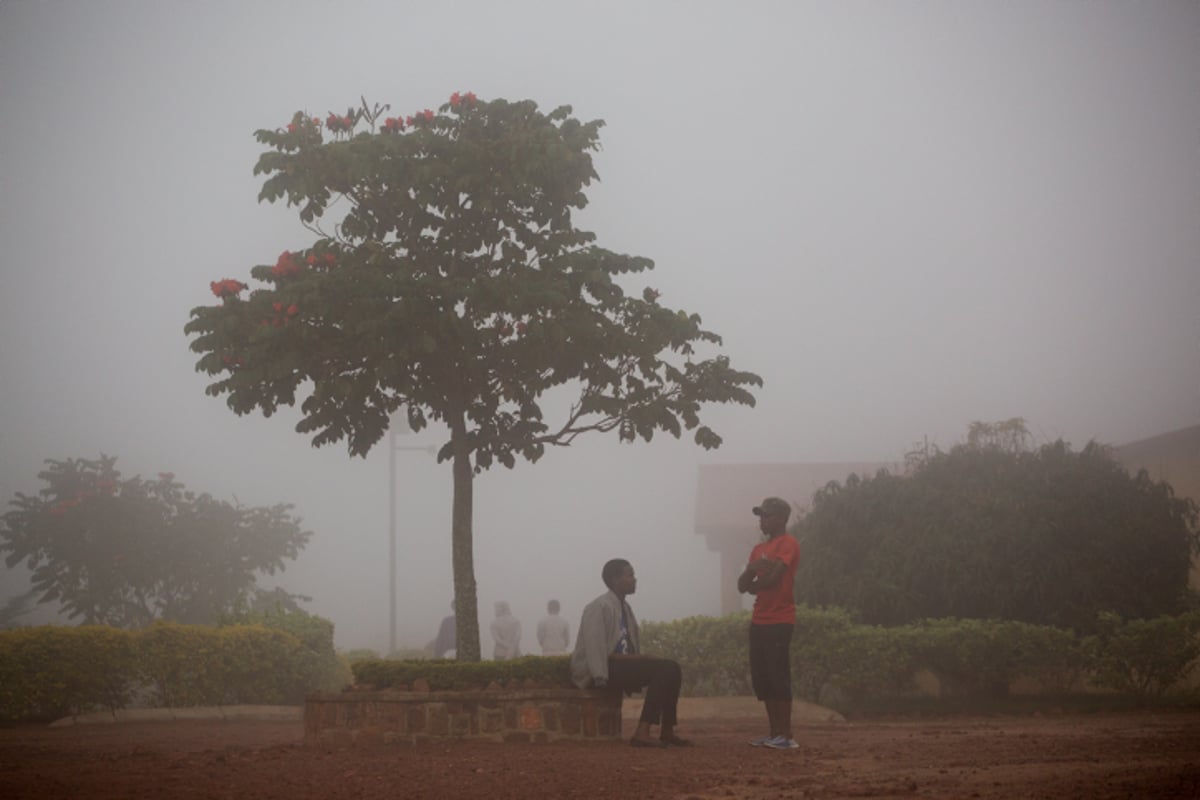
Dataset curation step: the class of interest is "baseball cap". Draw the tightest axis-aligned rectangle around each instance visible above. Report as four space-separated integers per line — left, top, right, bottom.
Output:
752 497 791 518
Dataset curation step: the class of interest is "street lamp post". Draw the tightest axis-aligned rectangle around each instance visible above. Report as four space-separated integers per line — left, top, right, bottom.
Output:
388 428 436 655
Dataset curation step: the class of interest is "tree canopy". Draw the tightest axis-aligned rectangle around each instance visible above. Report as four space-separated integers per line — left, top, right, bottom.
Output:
1 456 311 628
184 93 761 658
794 426 1200 631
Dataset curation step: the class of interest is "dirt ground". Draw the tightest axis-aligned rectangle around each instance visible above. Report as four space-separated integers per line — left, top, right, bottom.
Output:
2 707 1199 799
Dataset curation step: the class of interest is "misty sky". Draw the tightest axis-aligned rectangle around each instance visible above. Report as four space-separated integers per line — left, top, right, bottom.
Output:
2 1 1197 651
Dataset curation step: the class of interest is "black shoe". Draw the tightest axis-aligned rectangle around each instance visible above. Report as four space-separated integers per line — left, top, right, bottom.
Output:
660 734 694 747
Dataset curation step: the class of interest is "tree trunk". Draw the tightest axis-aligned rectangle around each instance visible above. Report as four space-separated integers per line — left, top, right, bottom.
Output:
449 412 480 661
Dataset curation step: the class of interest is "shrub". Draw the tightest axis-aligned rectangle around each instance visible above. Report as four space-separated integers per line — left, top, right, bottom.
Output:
0 625 136 721
220 608 351 696
0 621 350 721
135 622 227 706
641 615 751 695
217 625 309 704
813 623 922 705
1087 611 1200 701
352 655 573 691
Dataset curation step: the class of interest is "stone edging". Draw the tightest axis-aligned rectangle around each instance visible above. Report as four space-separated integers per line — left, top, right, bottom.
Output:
305 687 624 746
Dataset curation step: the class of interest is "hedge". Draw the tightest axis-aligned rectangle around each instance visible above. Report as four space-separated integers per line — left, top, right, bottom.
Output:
0 619 352 722
6 608 1197 722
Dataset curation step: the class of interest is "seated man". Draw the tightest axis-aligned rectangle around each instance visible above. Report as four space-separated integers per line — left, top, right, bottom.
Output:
570 558 692 748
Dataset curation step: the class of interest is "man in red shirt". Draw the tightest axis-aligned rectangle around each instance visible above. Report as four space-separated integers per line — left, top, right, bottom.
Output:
737 496 801 750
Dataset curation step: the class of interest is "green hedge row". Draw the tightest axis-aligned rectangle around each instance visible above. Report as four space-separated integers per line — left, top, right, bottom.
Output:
639 608 1200 708
16 608 1195 722
0 620 353 722
352 654 573 691
350 609 1200 712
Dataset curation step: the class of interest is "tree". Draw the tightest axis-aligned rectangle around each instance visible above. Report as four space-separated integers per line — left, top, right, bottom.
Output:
0 589 37 629
1 456 311 628
184 93 761 659
794 422 1200 630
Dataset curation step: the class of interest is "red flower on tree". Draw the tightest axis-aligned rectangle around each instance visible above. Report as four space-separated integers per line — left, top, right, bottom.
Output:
210 279 248 299
271 250 301 278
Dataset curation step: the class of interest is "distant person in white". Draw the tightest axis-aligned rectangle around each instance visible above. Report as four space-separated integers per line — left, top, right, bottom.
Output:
537 599 571 655
490 600 522 659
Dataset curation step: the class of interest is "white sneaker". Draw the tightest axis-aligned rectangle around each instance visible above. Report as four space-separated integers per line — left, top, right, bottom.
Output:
749 735 773 747
763 735 800 750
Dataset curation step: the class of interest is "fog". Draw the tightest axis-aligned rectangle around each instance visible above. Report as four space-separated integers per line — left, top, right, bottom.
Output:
2 1 1197 652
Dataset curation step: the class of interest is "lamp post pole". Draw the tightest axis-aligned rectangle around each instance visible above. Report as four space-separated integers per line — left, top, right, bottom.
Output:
388 429 437 656
389 430 397 655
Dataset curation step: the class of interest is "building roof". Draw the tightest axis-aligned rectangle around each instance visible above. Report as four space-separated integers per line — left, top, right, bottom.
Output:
1114 424 1200 503
693 461 898 544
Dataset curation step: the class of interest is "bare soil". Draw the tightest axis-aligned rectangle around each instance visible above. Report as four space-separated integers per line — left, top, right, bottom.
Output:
2 709 1199 799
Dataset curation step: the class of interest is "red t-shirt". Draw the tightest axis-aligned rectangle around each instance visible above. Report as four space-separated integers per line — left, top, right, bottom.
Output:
748 534 800 625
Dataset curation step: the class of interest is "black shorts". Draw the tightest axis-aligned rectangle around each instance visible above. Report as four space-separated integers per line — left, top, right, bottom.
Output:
749 623 793 701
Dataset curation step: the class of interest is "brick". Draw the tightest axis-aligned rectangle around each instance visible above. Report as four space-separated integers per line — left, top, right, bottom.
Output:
305 688 624 746
481 709 504 733
582 700 597 737
541 704 559 731
380 701 404 732
428 703 450 736
319 727 352 749
560 701 582 734
598 709 620 737
519 705 542 731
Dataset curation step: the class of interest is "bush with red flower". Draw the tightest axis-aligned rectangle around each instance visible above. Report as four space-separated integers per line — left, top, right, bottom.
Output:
1 455 311 628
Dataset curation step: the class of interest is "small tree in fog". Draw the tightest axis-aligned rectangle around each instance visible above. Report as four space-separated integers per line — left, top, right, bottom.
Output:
0 456 310 627
184 93 761 660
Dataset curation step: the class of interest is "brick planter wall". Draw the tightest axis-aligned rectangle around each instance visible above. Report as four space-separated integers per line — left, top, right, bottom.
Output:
305 687 624 746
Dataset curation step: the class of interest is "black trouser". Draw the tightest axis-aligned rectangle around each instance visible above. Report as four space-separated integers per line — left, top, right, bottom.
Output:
749 622 794 701
608 656 682 726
